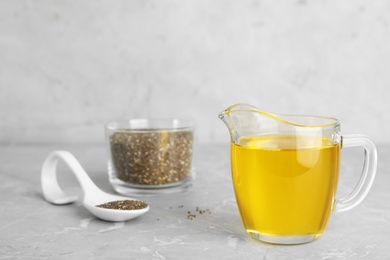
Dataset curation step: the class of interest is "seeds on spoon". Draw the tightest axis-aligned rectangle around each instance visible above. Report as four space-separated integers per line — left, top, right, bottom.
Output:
96 200 148 210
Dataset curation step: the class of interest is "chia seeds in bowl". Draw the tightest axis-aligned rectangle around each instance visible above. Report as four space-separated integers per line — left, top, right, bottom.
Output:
106 119 194 195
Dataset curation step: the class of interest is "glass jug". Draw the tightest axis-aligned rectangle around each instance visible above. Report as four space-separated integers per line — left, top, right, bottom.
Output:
219 104 377 244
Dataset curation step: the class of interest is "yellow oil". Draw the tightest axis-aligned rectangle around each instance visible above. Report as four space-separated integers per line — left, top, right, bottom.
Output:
231 135 340 237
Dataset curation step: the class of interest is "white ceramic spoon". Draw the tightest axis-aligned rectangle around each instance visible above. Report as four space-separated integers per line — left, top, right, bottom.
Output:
41 150 149 222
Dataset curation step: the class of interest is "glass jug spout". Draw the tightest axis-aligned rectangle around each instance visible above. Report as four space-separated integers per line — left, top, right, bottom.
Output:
218 104 268 143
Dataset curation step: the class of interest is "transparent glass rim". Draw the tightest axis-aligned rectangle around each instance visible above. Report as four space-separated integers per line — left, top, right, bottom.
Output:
220 104 340 128
105 118 194 132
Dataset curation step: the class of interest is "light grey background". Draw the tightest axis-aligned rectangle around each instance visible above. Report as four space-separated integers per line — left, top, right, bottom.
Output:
1 0 389 145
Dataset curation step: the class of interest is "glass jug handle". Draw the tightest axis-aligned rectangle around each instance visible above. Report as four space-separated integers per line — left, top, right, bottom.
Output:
335 134 378 213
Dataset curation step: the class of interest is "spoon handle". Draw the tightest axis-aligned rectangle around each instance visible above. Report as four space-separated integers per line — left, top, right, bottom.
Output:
41 150 101 205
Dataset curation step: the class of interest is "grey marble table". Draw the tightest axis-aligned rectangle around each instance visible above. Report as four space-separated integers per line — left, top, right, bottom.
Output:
0 143 389 259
